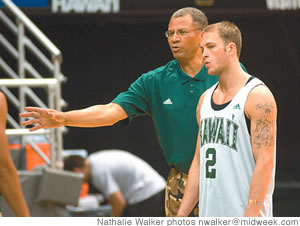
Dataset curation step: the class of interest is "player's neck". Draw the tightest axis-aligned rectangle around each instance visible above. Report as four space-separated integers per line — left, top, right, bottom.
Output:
218 62 249 94
214 69 250 105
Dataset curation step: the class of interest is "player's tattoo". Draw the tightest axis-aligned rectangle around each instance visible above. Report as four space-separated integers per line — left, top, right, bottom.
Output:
252 103 275 149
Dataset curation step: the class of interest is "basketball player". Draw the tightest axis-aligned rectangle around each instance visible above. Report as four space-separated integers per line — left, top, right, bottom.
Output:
177 21 277 217
0 92 30 216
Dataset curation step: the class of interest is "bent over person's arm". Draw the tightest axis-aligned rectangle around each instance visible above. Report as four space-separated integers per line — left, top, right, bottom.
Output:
109 191 127 217
19 103 128 131
0 93 30 216
244 85 277 217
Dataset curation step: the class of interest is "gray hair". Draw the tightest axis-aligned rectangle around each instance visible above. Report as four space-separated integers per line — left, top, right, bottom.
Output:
170 7 208 30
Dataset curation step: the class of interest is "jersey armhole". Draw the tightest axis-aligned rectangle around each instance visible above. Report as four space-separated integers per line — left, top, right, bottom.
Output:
244 113 251 135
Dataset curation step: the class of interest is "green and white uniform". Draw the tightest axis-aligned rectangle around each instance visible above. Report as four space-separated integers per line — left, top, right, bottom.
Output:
199 77 275 217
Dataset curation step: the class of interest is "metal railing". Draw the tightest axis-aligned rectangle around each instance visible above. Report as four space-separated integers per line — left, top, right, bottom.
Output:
0 0 67 169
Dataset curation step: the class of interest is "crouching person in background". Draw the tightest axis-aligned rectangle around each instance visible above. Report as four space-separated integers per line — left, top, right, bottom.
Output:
64 149 166 217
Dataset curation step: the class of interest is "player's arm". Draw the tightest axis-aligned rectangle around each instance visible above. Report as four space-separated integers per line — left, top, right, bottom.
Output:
177 91 207 217
19 103 128 132
244 85 277 217
0 93 30 216
108 190 128 217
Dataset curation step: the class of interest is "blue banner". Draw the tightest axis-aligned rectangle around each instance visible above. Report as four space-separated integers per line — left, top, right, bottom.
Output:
0 0 49 7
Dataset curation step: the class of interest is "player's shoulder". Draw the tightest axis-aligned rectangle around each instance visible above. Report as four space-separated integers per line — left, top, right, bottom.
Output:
0 92 7 120
197 88 211 111
248 82 276 104
245 81 277 118
0 91 5 100
0 92 6 105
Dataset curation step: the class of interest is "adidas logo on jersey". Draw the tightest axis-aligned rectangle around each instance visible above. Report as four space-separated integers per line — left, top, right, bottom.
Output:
163 98 173 105
233 104 241 110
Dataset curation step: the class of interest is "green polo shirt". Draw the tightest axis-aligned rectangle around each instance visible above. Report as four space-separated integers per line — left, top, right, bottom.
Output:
112 59 219 173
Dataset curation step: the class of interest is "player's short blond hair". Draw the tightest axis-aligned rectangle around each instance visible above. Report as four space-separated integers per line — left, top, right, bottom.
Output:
204 21 242 57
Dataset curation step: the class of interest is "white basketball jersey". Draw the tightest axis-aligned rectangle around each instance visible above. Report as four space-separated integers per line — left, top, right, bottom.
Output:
199 77 276 217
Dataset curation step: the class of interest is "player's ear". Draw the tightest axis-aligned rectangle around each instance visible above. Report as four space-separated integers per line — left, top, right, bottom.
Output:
226 42 236 56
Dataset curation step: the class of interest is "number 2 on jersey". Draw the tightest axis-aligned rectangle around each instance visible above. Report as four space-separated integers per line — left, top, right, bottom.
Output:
206 148 216 178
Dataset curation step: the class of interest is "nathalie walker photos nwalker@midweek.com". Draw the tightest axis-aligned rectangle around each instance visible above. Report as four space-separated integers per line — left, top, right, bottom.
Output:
96 217 283 226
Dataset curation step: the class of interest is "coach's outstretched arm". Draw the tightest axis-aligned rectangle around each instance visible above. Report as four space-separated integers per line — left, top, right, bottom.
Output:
19 103 128 131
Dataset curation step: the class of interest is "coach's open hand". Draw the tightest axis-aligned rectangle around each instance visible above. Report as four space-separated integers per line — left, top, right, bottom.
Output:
19 107 65 131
